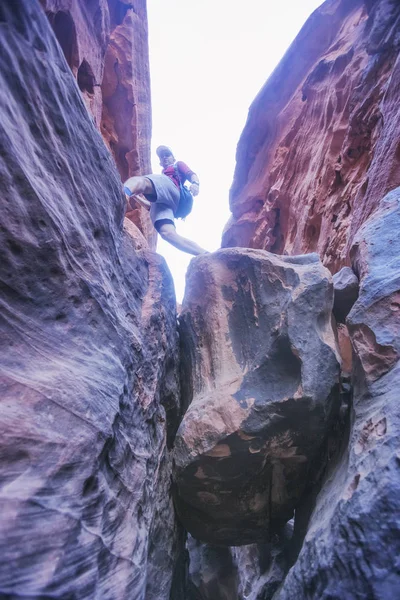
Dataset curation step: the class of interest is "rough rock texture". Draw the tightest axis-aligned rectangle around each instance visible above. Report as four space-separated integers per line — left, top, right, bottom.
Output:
40 0 155 247
232 523 293 600
174 249 340 546
336 322 353 376
223 0 400 273
274 187 400 599
187 536 239 600
333 266 359 323
187 527 293 600
0 2 181 598
186 524 294 600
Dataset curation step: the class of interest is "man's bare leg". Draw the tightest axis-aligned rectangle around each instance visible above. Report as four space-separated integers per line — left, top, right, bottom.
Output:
158 222 208 256
124 176 154 211
124 175 154 196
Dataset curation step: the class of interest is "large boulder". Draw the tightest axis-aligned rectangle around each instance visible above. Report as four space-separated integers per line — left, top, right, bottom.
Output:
0 2 181 598
275 187 400 599
174 249 340 546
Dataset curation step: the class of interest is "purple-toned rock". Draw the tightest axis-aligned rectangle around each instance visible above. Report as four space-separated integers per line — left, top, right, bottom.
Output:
174 249 340 546
332 266 359 323
187 536 239 600
0 2 181 598
275 187 400 599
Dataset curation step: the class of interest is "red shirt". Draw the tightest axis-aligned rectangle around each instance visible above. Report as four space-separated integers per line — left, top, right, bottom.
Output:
163 161 195 188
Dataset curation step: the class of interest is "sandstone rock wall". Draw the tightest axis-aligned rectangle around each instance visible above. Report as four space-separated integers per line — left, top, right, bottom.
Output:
275 187 400 600
40 0 156 247
0 1 179 597
193 1 400 597
223 0 400 273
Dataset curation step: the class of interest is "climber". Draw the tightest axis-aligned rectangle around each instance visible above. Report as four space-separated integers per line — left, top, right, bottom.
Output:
123 145 208 256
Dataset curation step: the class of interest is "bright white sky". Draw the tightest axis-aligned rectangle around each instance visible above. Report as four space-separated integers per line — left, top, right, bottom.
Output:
147 0 323 302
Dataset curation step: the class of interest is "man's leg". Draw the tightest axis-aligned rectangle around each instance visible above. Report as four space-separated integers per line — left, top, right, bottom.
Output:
124 175 154 196
157 222 208 256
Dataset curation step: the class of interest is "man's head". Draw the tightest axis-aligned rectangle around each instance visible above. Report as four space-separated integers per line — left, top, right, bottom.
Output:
156 145 175 168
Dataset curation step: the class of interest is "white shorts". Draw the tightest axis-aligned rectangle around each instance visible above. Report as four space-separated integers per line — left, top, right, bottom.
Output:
145 174 180 228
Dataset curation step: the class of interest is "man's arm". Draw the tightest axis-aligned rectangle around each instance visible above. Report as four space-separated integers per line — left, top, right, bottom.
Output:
189 174 200 196
177 161 200 196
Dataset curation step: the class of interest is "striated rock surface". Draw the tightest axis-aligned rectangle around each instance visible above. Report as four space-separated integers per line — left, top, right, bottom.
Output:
174 249 340 546
275 187 400 599
223 0 400 272
41 0 155 247
0 2 181 598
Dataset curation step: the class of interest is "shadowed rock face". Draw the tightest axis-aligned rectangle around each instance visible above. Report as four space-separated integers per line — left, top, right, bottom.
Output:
275 188 400 600
41 0 155 247
174 249 340 546
332 266 359 323
223 0 400 273
0 2 181 598
187 526 293 600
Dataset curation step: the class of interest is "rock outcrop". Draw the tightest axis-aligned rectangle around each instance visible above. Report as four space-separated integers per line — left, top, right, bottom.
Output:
40 0 155 247
223 0 400 273
0 2 181 598
174 249 340 546
275 187 400 599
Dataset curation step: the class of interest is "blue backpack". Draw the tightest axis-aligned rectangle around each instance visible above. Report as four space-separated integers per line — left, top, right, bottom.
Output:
174 163 193 219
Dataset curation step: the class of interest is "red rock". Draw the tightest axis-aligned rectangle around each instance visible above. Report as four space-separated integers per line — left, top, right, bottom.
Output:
0 3 180 597
41 0 155 247
336 323 353 376
223 0 400 273
174 249 340 546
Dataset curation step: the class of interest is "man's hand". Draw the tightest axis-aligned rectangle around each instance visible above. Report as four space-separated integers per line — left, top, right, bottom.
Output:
190 182 200 196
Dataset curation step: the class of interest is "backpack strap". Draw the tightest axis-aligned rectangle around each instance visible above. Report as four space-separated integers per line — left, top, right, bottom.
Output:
174 161 182 187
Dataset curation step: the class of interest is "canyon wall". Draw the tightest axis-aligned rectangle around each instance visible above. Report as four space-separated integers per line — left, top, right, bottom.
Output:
223 0 400 274
274 185 400 600
1 0 399 598
0 1 181 598
208 0 400 598
40 0 156 247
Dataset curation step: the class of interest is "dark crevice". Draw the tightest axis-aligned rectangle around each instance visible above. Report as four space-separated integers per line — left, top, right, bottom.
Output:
77 59 95 95
46 11 79 72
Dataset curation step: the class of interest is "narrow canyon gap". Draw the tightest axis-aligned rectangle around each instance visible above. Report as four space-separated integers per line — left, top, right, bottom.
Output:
0 1 399 599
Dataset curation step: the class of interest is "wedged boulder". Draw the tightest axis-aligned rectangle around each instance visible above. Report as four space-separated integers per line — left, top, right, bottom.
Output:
332 266 359 323
0 3 181 598
174 249 340 546
275 187 400 599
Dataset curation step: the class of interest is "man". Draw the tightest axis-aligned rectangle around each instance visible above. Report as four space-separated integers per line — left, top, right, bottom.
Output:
123 146 207 256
